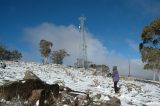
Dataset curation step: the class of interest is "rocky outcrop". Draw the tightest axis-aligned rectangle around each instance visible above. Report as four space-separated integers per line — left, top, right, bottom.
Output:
0 71 121 106
0 79 59 106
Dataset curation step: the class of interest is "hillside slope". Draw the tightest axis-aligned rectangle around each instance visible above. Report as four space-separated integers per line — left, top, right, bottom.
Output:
0 61 160 106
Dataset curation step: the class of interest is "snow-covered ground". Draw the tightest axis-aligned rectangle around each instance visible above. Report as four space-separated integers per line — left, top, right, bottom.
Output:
0 61 160 106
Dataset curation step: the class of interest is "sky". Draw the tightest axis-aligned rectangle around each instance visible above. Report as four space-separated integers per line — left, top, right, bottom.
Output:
0 0 160 79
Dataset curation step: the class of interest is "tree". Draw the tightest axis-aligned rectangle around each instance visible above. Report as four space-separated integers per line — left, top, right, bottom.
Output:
0 44 22 61
0 45 7 60
51 49 69 64
10 50 22 61
139 18 160 81
40 40 53 64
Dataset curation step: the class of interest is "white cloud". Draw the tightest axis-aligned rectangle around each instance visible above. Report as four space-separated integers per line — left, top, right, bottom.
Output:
126 39 139 51
23 22 110 65
23 22 154 79
129 59 153 79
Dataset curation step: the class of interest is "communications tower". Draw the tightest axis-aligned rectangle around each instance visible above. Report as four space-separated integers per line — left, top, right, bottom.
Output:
76 15 88 68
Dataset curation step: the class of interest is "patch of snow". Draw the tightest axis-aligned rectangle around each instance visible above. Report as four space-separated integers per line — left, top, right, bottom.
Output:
21 80 26 83
36 100 39 106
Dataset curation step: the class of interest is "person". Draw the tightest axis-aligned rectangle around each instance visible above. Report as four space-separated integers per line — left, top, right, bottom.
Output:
112 66 120 93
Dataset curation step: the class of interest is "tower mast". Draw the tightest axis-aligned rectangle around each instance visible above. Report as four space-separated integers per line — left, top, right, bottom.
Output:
79 15 87 68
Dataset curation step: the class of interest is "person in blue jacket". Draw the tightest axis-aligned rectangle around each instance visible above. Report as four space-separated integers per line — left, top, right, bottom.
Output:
112 66 120 93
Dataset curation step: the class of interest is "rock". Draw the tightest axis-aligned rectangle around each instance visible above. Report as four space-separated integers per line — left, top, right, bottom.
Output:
23 70 41 80
0 79 59 105
95 93 101 100
106 96 121 106
0 62 6 69
39 89 58 106
73 94 89 106
28 89 42 105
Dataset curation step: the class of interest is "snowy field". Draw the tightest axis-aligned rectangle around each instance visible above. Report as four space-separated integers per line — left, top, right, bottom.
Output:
0 61 160 106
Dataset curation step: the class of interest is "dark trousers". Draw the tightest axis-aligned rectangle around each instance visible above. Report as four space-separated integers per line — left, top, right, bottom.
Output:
114 81 119 93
